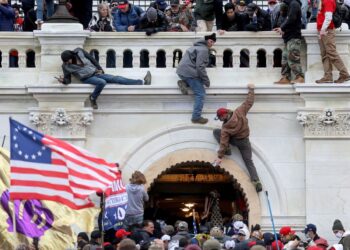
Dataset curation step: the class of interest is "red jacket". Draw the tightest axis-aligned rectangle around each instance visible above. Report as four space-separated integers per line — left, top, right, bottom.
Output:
317 0 335 31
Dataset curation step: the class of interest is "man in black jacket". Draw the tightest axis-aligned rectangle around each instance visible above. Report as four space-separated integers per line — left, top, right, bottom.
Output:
273 0 304 84
57 48 151 109
139 7 168 36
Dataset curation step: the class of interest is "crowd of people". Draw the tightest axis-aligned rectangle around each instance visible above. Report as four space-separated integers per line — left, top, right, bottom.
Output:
1 0 350 32
69 219 350 250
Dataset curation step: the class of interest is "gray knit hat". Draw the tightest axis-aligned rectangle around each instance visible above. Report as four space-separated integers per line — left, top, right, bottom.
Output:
332 219 345 231
147 7 158 22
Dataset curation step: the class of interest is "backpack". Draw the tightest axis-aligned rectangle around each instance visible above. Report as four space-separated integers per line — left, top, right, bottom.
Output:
332 0 343 28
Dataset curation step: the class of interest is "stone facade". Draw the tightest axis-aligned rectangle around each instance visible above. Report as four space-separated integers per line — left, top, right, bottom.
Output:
0 24 350 243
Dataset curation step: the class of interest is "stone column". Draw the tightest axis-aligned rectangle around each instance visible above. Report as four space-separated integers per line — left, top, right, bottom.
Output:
34 23 90 85
295 84 350 241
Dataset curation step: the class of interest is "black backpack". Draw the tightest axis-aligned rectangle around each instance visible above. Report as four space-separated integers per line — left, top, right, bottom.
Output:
332 0 343 28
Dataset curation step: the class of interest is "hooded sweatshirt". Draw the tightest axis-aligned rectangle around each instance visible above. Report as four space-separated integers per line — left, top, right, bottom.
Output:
126 184 149 216
176 39 210 87
280 0 302 43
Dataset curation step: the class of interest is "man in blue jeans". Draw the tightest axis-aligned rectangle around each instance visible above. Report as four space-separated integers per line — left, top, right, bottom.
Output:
176 33 216 124
57 48 151 109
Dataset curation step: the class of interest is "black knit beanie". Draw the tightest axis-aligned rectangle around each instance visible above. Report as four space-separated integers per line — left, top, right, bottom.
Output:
332 219 345 231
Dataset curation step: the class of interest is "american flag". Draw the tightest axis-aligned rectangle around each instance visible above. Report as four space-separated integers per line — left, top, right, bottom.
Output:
9 118 119 210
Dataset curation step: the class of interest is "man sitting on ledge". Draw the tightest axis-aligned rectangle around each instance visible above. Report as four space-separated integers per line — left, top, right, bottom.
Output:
212 83 262 193
56 48 151 109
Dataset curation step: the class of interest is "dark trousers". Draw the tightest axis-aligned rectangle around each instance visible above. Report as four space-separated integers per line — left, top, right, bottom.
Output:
213 129 259 181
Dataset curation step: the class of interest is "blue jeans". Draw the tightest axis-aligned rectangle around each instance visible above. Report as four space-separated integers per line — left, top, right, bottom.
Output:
179 76 206 120
83 74 143 100
36 0 54 21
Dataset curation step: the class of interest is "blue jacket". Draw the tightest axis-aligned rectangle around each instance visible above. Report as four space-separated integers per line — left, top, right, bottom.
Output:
0 4 15 31
113 4 144 31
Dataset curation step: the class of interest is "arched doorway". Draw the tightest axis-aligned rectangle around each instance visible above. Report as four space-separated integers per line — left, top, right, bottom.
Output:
144 161 249 232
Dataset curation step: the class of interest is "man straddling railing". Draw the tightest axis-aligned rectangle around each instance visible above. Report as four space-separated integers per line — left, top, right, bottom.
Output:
56 48 152 109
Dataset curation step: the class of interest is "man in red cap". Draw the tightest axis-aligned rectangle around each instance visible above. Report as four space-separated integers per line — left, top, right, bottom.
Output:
212 83 262 192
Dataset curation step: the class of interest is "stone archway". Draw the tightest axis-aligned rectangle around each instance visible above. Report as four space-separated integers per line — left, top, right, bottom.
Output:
141 149 261 225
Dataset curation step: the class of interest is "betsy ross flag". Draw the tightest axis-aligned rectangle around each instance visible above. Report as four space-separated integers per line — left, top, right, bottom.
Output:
9 118 119 209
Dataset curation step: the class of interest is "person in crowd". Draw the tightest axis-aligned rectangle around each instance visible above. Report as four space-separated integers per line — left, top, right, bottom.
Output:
118 239 138 250
235 0 249 14
176 33 216 124
250 224 264 245
112 0 144 32
272 2 288 28
116 229 132 240
165 0 194 31
124 171 149 229
202 239 221 250
57 48 151 109
273 0 305 84
212 83 262 192
236 227 250 243
304 224 329 250
12 4 24 31
131 220 155 250
85 230 102 248
194 0 223 31
244 3 271 31
35 0 54 30
22 4 37 31
20 0 34 20
219 2 249 32
279 226 296 244
315 0 350 83
88 2 115 31
210 227 232 245
139 7 168 36
161 234 171 250
77 232 89 250
332 219 350 250
266 0 280 30
0 0 15 31
172 221 192 241
150 0 168 12
164 225 175 236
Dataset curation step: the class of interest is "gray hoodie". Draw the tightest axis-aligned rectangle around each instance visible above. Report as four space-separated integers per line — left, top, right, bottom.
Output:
126 184 149 216
176 39 210 87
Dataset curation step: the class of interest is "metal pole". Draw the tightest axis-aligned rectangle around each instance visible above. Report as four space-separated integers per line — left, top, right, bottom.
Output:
1 135 6 147
265 191 280 250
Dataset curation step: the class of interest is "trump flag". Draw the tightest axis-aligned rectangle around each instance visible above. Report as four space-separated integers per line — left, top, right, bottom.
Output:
9 118 119 209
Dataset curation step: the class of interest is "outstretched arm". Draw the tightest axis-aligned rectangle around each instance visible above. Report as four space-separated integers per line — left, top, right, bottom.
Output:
236 83 255 115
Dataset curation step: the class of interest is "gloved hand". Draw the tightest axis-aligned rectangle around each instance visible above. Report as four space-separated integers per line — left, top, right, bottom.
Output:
145 28 154 36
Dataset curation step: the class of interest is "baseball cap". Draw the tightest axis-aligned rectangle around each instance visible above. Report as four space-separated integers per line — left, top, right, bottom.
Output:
215 108 229 120
115 229 131 238
279 226 295 236
117 0 129 9
304 224 317 234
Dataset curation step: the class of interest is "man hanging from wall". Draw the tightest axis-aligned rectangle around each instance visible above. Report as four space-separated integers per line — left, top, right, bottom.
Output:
212 83 262 193
176 33 216 125
56 48 152 109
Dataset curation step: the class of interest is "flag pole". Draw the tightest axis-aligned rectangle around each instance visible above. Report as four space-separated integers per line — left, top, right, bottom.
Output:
265 191 280 250
12 201 17 237
1 135 5 147
101 192 105 246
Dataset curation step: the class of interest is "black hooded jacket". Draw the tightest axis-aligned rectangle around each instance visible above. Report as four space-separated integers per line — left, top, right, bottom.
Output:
280 0 302 43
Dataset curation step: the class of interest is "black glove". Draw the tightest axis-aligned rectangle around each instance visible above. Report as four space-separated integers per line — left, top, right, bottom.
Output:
145 28 154 36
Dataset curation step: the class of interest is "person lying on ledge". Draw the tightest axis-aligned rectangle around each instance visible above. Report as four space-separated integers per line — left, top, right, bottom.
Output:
56 48 151 109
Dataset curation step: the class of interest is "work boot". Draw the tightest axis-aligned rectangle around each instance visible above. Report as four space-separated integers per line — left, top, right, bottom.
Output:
252 180 263 192
144 71 152 85
89 95 98 110
315 77 333 84
177 80 189 95
274 77 291 84
291 76 305 84
191 117 208 124
225 148 232 155
334 74 350 83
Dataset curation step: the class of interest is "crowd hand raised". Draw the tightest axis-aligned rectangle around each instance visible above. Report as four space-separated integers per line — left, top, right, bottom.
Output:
218 29 225 35
212 158 222 167
273 27 284 35
128 25 135 32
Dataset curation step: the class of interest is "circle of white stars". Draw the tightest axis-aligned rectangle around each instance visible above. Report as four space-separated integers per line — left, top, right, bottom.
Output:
13 125 46 160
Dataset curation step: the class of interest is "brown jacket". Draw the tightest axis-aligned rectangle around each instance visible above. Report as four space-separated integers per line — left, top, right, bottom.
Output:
217 88 254 158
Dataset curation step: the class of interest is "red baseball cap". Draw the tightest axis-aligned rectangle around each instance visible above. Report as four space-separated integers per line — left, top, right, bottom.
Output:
115 229 131 238
279 226 295 236
215 108 230 120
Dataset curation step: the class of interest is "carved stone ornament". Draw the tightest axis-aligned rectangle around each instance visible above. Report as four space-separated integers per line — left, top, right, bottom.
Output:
29 108 93 138
297 108 350 137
